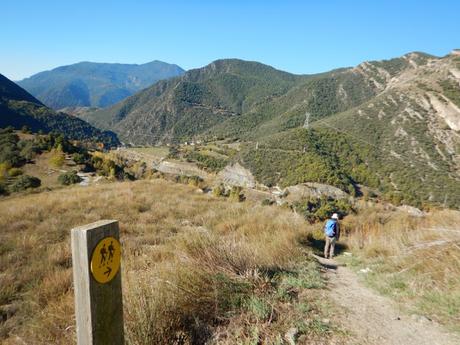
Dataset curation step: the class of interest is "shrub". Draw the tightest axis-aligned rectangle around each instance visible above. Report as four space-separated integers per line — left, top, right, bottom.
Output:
261 198 275 206
10 175 41 192
229 186 245 202
245 296 271 321
292 196 353 223
212 184 227 197
167 145 180 159
0 162 11 181
72 152 87 164
8 168 23 177
21 125 31 134
58 171 82 185
185 151 228 172
0 183 8 196
49 149 65 167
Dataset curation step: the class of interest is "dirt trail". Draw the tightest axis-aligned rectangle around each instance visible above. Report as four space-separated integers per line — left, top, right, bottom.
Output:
314 255 460 345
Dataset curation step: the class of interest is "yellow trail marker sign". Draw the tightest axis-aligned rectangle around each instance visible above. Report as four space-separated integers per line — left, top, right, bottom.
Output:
90 236 121 284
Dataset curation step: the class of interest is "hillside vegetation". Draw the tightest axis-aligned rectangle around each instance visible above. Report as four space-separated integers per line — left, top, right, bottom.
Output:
80 52 460 208
0 74 120 147
240 128 378 195
18 61 185 109
0 128 147 196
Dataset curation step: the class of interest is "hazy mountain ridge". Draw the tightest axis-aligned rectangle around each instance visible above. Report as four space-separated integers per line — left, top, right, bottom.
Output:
0 74 120 146
18 60 185 109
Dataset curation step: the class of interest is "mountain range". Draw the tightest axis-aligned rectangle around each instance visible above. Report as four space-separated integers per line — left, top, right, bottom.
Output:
3 51 460 207
0 73 119 146
17 60 185 109
78 51 460 208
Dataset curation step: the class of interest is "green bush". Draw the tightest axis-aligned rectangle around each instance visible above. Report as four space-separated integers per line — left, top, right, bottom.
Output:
229 186 245 202
21 125 31 134
8 167 23 177
58 171 83 185
185 151 228 172
240 128 376 195
72 152 87 164
0 183 8 196
245 296 271 321
167 145 180 159
49 148 65 167
292 196 353 223
212 184 227 197
261 198 275 206
10 175 41 192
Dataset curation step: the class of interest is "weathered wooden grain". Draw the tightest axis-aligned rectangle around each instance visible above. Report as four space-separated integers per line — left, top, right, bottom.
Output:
71 220 124 345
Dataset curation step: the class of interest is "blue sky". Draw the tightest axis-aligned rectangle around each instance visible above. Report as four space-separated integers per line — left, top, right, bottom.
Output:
2 0 460 80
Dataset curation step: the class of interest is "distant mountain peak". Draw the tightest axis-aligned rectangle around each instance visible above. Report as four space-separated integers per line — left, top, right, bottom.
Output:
18 60 185 109
0 74 120 146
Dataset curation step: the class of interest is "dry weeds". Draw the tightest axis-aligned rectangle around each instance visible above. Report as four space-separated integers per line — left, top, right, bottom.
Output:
0 179 337 344
341 201 460 331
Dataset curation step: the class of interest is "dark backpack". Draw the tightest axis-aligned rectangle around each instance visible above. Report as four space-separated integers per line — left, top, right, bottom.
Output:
324 219 337 237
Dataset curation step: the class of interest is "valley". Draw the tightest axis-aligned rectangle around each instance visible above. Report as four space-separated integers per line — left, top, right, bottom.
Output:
1 48 460 345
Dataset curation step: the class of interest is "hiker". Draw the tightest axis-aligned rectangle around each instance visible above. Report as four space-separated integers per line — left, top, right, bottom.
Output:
324 213 340 259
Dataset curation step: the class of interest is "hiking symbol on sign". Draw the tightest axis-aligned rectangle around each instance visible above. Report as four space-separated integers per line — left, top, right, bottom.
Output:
90 236 121 284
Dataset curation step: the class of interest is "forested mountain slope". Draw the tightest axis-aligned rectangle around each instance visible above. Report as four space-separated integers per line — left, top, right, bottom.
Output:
0 74 120 146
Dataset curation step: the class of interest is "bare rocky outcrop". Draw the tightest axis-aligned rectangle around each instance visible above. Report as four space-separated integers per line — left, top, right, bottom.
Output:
397 205 425 217
427 92 460 131
217 163 256 188
153 160 211 179
284 183 349 202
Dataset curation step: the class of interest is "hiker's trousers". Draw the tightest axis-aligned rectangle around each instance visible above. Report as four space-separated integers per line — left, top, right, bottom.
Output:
324 236 337 258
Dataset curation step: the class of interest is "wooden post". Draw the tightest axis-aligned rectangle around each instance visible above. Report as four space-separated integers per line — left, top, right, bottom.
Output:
71 220 124 345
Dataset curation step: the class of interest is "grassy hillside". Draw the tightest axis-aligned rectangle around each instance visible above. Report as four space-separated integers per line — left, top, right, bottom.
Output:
0 179 348 344
18 61 185 109
1 177 459 343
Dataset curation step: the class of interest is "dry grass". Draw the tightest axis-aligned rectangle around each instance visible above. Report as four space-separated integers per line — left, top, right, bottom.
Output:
0 179 341 344
340 201 460 331
128 146 170 160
